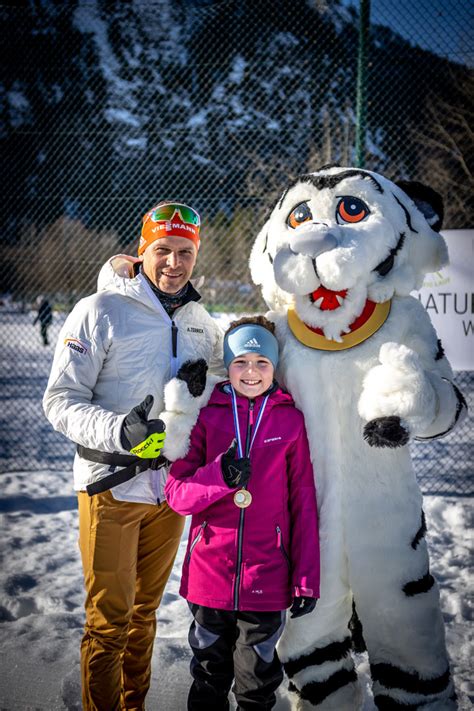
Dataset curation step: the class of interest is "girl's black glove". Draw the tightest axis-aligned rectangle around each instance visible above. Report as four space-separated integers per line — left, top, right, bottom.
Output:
221 439 251 488
289 596 317 619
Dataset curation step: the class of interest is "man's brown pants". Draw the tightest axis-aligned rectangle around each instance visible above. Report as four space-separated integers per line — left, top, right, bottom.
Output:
78 491 185 711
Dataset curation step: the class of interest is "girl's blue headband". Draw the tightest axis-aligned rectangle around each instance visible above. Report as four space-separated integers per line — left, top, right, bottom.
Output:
223 324 279 370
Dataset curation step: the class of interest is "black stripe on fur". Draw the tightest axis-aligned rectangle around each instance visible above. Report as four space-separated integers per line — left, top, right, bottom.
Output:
301 169 384 194
415 380 467 441
374 233 406 276
411 510 427 549
371 662 450 695
283 637 352 678
452 382 468 422
402 571 435 596
281 170 384 204
393 195 418 234
349 600 366 653
298 668 359 705
435 338 445 361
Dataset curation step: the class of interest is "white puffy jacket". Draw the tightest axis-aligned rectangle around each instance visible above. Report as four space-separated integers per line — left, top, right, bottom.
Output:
43 255 224 504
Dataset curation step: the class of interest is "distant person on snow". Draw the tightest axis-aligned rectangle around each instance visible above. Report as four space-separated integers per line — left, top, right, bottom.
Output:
165 316 320 711
43 202 223 711
33 296 52 346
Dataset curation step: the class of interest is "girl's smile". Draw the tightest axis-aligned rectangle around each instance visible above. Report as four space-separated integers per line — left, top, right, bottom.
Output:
228 353 274 398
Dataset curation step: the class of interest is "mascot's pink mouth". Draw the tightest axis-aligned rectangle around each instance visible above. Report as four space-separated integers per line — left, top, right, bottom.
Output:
310 286 348 311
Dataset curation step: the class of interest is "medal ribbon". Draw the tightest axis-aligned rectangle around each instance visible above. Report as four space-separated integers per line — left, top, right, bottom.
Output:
230 387 270 458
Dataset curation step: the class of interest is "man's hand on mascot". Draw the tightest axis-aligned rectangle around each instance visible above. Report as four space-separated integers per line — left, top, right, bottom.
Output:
358 342 438 448
289 596 317 618
120 395 166 458
176 359 208 397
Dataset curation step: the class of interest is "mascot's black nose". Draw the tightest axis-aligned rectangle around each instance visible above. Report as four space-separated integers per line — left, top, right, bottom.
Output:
290 224 339 258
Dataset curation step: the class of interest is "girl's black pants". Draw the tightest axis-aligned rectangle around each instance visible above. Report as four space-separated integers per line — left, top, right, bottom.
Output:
187 603 285 710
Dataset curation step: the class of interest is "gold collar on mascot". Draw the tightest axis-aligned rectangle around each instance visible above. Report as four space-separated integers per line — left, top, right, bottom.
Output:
287 300 391 351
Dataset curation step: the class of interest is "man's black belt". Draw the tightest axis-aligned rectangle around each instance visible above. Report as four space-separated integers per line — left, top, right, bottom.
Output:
76 445 167 496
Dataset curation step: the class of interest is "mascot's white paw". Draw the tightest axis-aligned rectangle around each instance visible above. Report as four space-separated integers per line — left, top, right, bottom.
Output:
160 409 201 461
358 342 438 447
160 373 220 461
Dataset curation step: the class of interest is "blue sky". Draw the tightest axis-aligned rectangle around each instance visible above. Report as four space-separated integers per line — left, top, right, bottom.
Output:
344 0 473 67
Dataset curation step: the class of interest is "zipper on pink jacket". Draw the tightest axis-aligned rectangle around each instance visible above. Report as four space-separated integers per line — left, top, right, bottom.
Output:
233 399 254 610
276 525 291 569
187 521 207 563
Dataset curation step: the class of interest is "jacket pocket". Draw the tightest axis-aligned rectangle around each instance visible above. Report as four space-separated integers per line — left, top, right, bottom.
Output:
276 525 291 570
187 521 207 563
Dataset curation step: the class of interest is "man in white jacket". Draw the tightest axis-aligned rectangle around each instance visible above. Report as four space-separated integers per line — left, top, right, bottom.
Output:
43 202 223 711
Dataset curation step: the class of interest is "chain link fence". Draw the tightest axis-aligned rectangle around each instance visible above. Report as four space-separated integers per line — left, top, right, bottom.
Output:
1 0 473 494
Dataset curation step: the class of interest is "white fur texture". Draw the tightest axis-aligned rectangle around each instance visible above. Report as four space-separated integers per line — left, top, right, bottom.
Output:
160 374 221 461
250 167 448 341
358 342 438 434
248 167 460 709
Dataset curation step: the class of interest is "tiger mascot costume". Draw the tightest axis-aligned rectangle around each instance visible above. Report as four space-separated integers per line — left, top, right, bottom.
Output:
246 165 466 710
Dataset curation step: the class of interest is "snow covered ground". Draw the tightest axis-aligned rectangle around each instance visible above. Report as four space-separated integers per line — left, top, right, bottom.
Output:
0 470 472 710
0 306 473 709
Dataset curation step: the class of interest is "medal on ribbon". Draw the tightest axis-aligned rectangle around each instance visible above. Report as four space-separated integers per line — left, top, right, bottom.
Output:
233 489 253 508
230 387 269 509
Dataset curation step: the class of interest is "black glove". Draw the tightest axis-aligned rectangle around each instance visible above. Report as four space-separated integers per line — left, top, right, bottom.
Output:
221 439 251 488
177 359 208 397
120 395 166 459
289 596 317 619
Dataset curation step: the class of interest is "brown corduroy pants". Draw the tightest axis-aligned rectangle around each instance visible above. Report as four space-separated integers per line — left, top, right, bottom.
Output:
77 490 185 711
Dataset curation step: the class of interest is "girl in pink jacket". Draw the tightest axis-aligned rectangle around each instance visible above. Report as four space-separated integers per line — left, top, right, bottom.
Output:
165 316 320 711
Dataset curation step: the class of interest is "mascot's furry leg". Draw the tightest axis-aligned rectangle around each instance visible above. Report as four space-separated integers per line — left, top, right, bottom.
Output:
279 596 361 711
347 459 456 710
278 448 456 711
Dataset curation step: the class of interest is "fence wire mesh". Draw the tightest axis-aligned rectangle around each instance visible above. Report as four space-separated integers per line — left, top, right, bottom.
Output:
1 0 473 494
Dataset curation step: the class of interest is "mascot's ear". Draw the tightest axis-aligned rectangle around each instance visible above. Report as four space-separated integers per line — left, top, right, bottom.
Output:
396 180 444 232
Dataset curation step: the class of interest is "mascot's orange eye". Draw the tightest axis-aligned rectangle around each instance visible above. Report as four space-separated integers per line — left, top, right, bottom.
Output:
336 196 369 224
288 202 313 229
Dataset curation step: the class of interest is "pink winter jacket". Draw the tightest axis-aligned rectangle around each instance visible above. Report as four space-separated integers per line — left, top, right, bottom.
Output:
165 382 320 611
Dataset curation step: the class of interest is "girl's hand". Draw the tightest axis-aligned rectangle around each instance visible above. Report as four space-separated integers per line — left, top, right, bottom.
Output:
221 439 251 488
289 596 317 618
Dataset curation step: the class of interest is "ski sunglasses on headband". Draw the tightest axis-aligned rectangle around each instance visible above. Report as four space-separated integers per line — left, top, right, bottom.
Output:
151 203 201 226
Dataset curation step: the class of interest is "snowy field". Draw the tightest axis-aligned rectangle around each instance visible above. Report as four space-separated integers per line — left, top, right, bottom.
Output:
0 307 473 709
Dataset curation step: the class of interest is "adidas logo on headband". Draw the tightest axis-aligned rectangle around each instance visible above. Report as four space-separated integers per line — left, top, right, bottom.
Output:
223 323 279 370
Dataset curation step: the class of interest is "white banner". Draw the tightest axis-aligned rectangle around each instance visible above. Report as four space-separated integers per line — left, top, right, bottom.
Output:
412 229 473 371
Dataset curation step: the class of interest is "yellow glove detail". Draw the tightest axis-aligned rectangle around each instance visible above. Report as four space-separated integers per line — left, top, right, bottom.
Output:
130 431 166 459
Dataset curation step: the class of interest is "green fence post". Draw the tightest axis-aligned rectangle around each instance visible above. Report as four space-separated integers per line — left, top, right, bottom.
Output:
355 0 371 168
